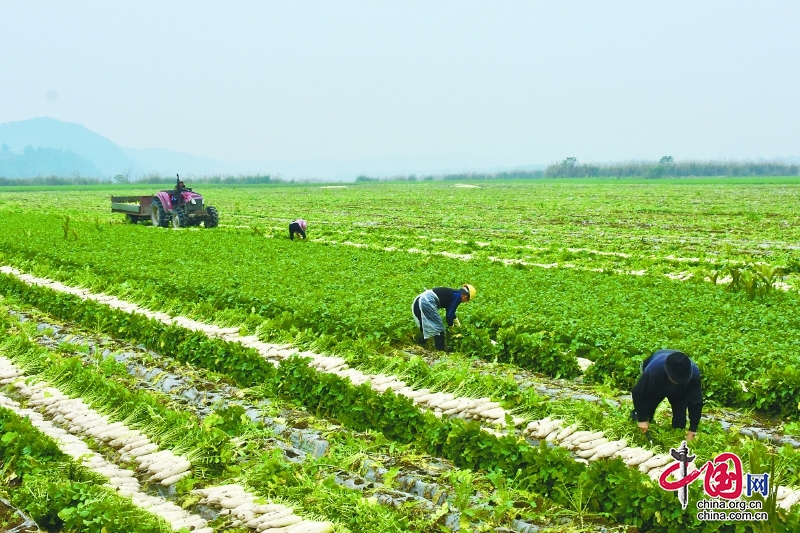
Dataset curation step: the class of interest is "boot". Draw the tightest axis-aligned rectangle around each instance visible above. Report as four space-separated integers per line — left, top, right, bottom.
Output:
434 333 446 351
416 333 427 347
433 333 452 352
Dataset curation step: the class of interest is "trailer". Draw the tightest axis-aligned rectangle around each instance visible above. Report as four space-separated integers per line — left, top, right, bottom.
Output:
111 196 153 224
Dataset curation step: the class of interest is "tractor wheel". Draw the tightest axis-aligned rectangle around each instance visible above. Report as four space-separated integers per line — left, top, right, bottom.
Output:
151 197 169 228
172 207 188 229
205 206 219 228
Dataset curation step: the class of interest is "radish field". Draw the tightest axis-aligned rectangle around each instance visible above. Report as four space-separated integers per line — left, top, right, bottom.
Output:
2 177 800 532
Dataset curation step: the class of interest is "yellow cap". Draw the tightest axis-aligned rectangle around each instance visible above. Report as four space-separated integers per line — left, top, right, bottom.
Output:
463 284 476 301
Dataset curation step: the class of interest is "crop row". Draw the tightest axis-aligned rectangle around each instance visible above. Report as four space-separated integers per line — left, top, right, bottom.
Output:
0 319 422 532
0 383 214 532
4 269 800 531
289 228 796 306
0 399 181 533
9 265 800 494
12 305 571 532
2 212 800 416
10 241 800 486
0 331 346 531
292 224 798 288
21 265 800 490
2 299 593 532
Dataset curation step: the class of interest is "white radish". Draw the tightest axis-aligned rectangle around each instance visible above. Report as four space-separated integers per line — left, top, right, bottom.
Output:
534 420 564 439
545 427 564 442
428 394 456 408
248 508 294 527
613 447 640 460
150 462 191 481
285 521 334 533
578 438 608 451
473 402 502 414
624 450 655 467
251 504 289 514
590 440 627 460
576 448 599 459
567 431 604 446
480 407 507 420
136 451 173 467
639 454 673 473
218 496 254 509
160 470 192 486
438 399 462 411
561 430 592 446
555 423 579 442
258 514 303 530
523 422 539 436
108 433 144 447
781 491 800 510
127 443 159 458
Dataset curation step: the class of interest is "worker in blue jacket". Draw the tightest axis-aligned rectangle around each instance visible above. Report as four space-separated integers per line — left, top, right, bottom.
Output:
631 349 703 441
412 284 476 351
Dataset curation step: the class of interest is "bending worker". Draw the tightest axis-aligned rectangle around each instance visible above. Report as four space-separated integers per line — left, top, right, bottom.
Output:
412 284 476 351
631 349 703 441
289 219 307 240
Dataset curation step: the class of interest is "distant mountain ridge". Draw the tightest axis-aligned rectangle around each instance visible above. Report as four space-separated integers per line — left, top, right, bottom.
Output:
0 117 232 179
0 117 138 176
0 117 546 180
0 145 101 178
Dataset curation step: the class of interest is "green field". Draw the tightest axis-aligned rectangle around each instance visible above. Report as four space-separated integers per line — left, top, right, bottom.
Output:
2 178 800 532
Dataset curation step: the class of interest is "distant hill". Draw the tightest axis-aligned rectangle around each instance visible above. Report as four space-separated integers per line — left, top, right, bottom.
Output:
0 145 101 178
0 117 548 181
0 117 139 177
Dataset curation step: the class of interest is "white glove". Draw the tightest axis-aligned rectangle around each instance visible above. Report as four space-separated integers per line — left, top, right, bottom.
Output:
453 318 461 328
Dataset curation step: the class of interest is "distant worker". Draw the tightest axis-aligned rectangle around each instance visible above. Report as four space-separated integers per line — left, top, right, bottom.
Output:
289 219 307 240
631 349 703 442
412 285 476 352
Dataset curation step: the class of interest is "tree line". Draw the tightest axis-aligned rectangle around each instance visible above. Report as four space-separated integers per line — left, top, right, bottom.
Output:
544 157 800 178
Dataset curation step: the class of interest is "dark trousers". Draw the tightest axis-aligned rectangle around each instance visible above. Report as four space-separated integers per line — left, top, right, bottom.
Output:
637 396 689 430
289 222 306 240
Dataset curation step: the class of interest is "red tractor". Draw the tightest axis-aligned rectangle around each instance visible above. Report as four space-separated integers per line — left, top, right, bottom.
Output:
111 178 219 229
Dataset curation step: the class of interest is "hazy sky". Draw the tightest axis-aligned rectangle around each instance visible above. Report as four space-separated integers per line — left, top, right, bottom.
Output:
2 1 799 166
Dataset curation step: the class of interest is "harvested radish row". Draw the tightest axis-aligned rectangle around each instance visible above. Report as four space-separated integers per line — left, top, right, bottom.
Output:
0 353 337 531
0 392 211 532
192 484 333 532
0 357 194 488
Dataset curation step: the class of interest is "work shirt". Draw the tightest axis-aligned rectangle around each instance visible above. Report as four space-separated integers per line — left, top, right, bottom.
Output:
632 349 703 432
431 287 462 327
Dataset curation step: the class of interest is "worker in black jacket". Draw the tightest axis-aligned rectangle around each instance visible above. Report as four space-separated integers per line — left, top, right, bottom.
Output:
631 349 703 441
412 284 475 351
